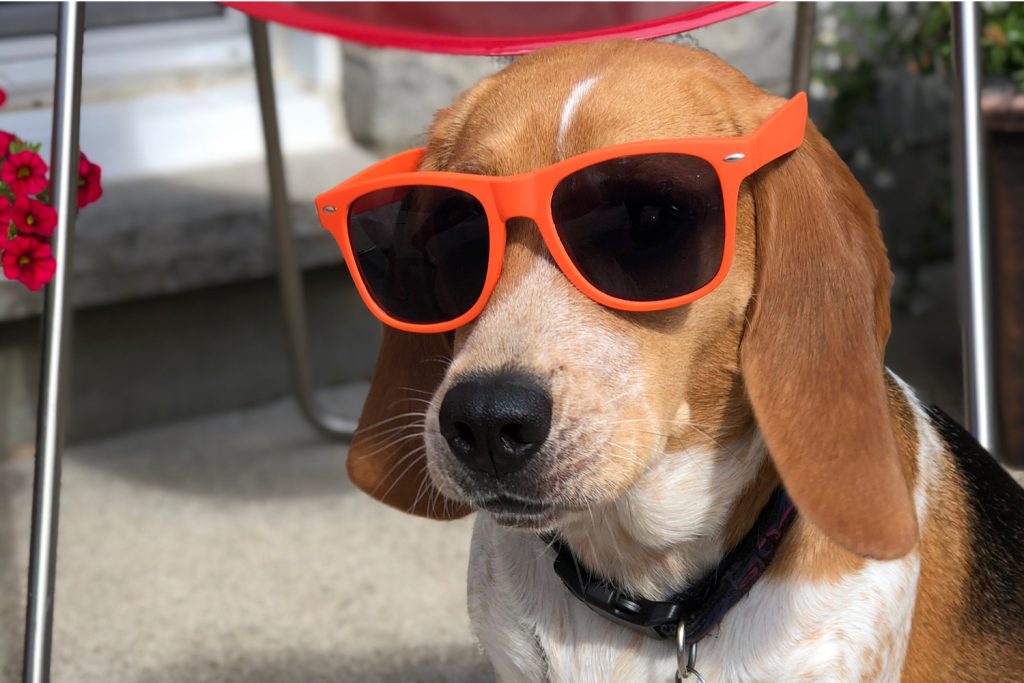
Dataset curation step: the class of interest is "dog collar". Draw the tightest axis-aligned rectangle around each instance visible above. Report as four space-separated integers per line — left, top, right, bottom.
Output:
544 485 796 644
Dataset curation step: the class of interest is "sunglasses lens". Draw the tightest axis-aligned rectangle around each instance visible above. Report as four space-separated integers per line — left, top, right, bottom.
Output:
348 186 490 325
551 154 726 303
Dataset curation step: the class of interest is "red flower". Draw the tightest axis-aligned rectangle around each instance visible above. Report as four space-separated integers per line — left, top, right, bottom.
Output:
77 153 103 208
0 89 6 107
0 131 14 158
1 150 49 196
2 235 55 291
0 196 10 248
12 196 57 237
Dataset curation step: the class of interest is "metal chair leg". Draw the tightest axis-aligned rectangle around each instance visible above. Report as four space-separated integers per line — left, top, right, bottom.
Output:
22 4 85 682
247 18 356 440
789 2 816 96
952 1 1000 456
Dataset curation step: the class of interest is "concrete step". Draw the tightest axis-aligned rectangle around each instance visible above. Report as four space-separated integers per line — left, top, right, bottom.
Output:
1 144 383 456
1 265 381 457
0 144 379 322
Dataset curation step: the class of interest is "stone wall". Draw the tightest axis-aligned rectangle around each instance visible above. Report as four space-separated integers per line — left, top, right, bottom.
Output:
342 3 800 152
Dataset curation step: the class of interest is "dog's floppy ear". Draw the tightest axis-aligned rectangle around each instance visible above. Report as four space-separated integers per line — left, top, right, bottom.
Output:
345 81 495 520
742 119 917 559
348 327 471 519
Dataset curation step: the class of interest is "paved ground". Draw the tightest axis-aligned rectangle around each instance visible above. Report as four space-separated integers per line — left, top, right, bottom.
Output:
0 384 490 683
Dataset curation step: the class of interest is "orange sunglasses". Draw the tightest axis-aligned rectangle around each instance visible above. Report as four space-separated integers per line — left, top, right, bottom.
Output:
316 92 807 334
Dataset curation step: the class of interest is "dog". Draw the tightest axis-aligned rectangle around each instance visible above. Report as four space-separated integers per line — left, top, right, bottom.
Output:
330 40 1024 682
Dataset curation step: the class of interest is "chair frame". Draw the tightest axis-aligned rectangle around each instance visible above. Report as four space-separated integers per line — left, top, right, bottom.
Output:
19 3 997 681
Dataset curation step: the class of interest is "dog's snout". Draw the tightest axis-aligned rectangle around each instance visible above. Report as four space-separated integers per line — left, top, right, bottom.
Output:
439 374 552 476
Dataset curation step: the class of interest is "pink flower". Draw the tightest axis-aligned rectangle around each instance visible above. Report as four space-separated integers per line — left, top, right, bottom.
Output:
0 131 14 158
2 235 56 291
1 150 49 196
77 153 103 208
0 89 6 107
12 196 57 237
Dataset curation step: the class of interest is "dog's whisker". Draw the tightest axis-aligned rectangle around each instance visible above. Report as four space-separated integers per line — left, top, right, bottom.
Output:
356 410 426 436
373 446 428 501
598 387 644 408
678 422 724 448
602 444 654 475
400 397 437 408
369 441 427 484
352 421 423 448
394 385 438 396
350 429 426 462
409 468 436 513
358 432 426 467
599 417 679 426
354 420 425 444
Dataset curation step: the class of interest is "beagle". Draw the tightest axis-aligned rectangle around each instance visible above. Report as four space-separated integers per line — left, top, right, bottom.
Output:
330 41 1024 682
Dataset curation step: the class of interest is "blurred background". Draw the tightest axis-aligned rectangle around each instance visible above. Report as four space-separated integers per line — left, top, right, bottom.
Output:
0 2 1020 681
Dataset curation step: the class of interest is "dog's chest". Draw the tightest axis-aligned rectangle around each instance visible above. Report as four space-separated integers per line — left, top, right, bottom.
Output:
468 515 919 683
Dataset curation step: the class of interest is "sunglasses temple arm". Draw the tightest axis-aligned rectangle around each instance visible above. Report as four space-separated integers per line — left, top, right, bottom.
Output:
750 92 809 166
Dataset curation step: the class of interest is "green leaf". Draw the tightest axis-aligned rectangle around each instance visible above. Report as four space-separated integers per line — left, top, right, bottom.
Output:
5 139 44 156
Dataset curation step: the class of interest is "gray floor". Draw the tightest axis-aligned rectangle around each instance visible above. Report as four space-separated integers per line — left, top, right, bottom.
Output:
0 384 490 683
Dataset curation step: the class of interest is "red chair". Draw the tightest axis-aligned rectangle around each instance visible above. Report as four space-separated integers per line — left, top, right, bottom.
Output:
21 3 995 682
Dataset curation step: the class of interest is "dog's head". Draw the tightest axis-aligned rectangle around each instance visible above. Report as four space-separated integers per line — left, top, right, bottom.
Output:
346 40 917 560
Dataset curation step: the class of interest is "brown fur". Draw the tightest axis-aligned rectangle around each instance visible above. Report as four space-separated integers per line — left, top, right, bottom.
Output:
340 39 1022 680
901 453 973 681
347 328 469 518
742 126 917 559
350 39 916 558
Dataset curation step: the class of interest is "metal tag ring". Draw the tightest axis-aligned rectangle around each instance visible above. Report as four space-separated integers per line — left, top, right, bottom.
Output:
674 623 706 682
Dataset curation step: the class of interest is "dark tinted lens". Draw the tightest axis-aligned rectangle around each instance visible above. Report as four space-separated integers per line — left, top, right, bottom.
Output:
551 154 725 302
348 186 489 324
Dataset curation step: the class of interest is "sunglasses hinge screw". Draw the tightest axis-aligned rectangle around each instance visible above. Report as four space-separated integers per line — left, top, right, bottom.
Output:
322 206 337 214
723 153 746 162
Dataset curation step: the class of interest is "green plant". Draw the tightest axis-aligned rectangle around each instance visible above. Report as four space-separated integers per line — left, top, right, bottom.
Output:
822 3 1024 93
813 3 1023 309
983 3 1024 90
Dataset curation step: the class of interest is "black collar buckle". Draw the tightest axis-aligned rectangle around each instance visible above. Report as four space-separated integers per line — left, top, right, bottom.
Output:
551 542 680 640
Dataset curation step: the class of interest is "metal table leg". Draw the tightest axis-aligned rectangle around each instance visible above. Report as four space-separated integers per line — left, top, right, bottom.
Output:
22 3 85 682
247 18 356 440
952 1 1000 456
789 2 816 96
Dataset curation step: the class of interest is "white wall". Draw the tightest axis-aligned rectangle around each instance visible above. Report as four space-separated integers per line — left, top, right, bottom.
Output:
0 8 347 182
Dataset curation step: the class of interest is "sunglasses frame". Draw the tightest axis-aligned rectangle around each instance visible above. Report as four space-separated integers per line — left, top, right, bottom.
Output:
316 93 808 334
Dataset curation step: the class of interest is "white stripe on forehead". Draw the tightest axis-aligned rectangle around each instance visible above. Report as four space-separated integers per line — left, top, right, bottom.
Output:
556 75 600 159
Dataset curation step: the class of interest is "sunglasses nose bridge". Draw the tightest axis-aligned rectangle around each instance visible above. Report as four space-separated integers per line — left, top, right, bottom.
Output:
491 176 540 223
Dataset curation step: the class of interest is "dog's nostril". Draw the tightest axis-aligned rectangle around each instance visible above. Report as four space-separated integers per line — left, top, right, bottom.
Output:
439 372 553 477
499 423 542 454
451 422 477 453
500 425 524 451
454 422 476 445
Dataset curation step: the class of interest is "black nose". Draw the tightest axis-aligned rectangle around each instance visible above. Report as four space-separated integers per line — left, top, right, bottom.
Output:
439 373 553 477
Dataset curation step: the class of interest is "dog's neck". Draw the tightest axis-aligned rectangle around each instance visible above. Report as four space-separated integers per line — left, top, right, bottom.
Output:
553 429 778 599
